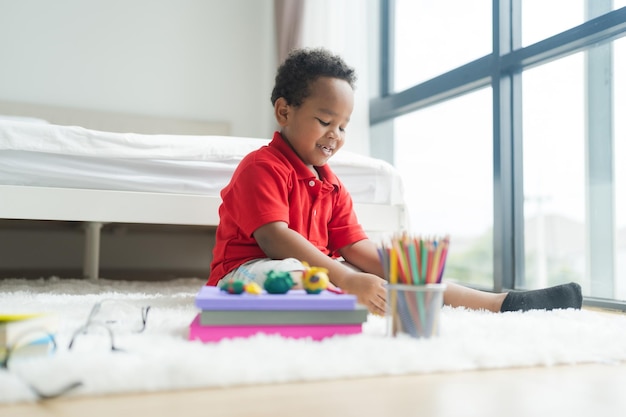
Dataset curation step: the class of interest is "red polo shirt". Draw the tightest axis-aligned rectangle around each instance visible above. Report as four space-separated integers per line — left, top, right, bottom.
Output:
207 131 367 286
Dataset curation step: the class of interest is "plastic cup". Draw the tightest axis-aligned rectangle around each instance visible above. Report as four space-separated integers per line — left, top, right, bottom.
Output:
386 283 446 339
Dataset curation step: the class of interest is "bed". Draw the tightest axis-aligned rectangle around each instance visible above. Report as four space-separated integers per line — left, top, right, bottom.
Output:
0 118 407 279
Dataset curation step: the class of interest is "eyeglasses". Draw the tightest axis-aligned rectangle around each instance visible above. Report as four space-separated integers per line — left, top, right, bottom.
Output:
2 299 151 401
68 299 151 352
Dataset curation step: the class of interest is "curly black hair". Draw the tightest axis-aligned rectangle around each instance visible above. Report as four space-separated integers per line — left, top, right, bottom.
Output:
271 47 357 107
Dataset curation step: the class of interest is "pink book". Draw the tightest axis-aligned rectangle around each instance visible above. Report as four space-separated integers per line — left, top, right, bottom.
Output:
188 314 362 342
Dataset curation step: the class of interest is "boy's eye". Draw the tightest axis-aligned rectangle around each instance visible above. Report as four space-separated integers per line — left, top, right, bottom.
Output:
316 118 346 133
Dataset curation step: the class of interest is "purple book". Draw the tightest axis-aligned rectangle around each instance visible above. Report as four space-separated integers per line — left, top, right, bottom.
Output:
195 286 357 311
188 314 362 342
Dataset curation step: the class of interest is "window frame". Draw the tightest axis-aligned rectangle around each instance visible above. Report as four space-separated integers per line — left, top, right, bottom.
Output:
371 0 626 310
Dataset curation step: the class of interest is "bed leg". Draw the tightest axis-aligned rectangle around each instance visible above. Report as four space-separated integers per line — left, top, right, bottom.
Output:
83 222 103 279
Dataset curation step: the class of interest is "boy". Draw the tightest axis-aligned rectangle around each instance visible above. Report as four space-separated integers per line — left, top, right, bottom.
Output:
207 47 582 315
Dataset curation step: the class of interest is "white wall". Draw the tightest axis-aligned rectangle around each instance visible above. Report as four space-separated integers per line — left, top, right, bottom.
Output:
0 0 386 148
0 0 275 138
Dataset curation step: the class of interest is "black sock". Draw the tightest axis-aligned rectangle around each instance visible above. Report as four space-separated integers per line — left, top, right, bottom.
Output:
500 282 582 312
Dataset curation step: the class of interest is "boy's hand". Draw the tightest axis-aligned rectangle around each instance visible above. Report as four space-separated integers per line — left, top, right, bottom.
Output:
339 272 387 315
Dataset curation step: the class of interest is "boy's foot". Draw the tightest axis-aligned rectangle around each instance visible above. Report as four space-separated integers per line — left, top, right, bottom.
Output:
500 282 583 312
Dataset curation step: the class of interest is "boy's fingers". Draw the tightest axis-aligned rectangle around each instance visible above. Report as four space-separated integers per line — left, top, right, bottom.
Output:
370 297 386 316
326 282 344 294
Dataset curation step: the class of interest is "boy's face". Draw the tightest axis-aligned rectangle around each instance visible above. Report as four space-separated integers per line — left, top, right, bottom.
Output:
275 76 354 168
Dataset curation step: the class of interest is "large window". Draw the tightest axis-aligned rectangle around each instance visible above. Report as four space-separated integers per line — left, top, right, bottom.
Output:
371 1 626 309
394 89 493 287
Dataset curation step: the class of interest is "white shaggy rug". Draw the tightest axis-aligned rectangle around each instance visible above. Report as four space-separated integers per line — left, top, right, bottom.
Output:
1 277 626 404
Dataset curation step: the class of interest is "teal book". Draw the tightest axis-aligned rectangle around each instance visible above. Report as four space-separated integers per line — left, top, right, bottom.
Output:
199 305 368 326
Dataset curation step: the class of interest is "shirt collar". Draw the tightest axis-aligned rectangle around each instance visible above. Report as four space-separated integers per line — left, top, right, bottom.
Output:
269 131 340 187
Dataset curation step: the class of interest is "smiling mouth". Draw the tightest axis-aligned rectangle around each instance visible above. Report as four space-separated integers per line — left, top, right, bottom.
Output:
318 144 334 156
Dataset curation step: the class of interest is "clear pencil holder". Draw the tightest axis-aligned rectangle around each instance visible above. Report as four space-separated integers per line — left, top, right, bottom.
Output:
386 284 446 339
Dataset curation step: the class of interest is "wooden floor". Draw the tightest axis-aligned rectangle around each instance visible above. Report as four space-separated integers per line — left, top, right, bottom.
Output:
2 361 625 417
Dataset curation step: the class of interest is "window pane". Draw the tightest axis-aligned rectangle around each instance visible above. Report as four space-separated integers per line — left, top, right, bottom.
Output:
615 36 626 300
522 53 586 291
522 38 626 302
393 0 491 92
522 1 626 47
393 88 493 287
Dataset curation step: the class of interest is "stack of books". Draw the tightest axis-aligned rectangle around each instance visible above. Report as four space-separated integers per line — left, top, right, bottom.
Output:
189 286 368 342
1 313 58 362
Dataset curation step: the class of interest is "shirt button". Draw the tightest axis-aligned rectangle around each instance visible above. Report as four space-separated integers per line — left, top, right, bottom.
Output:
309 180 315 187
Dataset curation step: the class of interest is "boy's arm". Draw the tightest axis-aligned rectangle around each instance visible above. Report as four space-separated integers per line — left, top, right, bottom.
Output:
337 239 386 278
253 221 387 315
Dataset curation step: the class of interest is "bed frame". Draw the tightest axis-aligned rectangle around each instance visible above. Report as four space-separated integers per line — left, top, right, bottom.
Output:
0 185 406 279
0 102 407 279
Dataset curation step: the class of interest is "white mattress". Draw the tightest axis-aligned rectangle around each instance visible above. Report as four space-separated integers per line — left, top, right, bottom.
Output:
0 121 404 205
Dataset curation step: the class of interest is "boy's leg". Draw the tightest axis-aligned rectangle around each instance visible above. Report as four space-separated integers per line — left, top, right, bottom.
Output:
443 281 583 312
219 258 305 287
443 282 507 312
499 282 582 312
